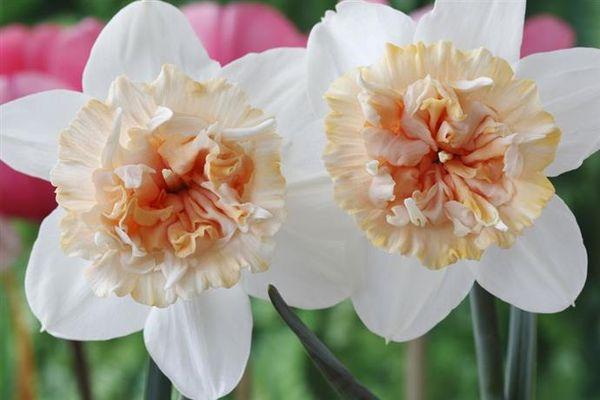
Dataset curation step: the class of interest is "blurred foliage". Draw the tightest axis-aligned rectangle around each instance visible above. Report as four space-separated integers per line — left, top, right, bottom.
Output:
1 0 599 399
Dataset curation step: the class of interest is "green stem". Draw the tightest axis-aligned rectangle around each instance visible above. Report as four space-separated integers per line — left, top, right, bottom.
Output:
69 341 93 400
505 307 536 400
268 285 378 400
145 357 172 400
469 283 504 400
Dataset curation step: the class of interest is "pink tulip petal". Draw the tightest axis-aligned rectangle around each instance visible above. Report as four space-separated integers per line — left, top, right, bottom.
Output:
0 25 29 75
0 161 57 221
521 14 576 57
47 18 103 90
0 71 74 103
183 2 306 65
24 24 62 71
0 76 10 104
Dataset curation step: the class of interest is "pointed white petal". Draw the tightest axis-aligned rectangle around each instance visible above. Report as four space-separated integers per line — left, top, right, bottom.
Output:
221 47 327 184
242 175 361 309
352 248 474 342
415 0 525 64
473 195 587 313
83 0 219 100
0 90 89 180
25 208 150 340
516 48 600 176
144 285 252 400
307 1 415 116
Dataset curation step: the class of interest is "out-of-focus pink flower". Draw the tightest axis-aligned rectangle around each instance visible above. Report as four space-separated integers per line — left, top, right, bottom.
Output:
46 18 103 90
183 1 306 65
0 161 57 221
0 20 101 220
23 24 62 71
0 71 75 103
521 14 576 57
0 25 29 75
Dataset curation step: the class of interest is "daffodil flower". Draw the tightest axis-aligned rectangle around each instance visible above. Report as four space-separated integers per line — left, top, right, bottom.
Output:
298 0 599 342
0 1 337 398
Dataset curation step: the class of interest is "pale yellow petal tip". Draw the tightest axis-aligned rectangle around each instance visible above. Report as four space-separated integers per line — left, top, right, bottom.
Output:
55 65 285 306
323 41 559 269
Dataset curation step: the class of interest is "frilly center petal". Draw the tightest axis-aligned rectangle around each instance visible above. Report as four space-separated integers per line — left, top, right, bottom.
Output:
324 42 560 269
51 65 285 306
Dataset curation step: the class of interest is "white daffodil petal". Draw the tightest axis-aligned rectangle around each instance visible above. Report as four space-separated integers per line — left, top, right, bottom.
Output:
83 0 220 100
25 208 150 340
242 174 361 309
220 47 325 183
307 1 415 116
472 195 587 313
0 90 90 180
144 285 252 400
516 48 600 176
352 248 474 342
415 0 525 64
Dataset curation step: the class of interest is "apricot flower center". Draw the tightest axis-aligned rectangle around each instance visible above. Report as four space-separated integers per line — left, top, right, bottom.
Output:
52 65 285 306
324 42 560 268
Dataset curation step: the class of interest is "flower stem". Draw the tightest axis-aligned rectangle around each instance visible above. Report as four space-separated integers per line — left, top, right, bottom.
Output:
69 341 93 400
469 283 504 400
145 357 172 400
268 285 378 399
405 337 426 400
504 306 536 400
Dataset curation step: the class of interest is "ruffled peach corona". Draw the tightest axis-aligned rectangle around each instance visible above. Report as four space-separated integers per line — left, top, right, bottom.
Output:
51 65 285 306
324 42 560 268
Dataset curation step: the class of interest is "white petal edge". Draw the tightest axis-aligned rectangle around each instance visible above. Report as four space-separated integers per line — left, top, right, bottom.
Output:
306 0 416 116
351 247 474 342
83 0 220 100
144 285 252 400
0 90 90 181
472 195 587 313
415 0 525 64
220 47 326 184
516 47 600 176
25 208 150 340
242 174 362 309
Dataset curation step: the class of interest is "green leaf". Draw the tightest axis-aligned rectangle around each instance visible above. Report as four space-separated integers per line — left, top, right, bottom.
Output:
268 285 378 400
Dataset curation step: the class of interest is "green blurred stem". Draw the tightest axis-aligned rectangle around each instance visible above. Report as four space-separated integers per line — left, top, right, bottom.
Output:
469 283 504 400
405 337 426 400
69 341 92 400
505 307 537 400
145 357 172 400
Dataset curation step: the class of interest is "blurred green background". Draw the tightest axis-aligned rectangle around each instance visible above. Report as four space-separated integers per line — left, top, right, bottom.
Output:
1 0 599 399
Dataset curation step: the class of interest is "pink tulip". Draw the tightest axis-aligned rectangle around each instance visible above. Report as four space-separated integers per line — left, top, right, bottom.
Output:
46 18 103 90
0 161 57 221
23 24 62 71
0 71 74 103
520 14 575 57
0 25 29 75
183 1 306 65
0 19 100 220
